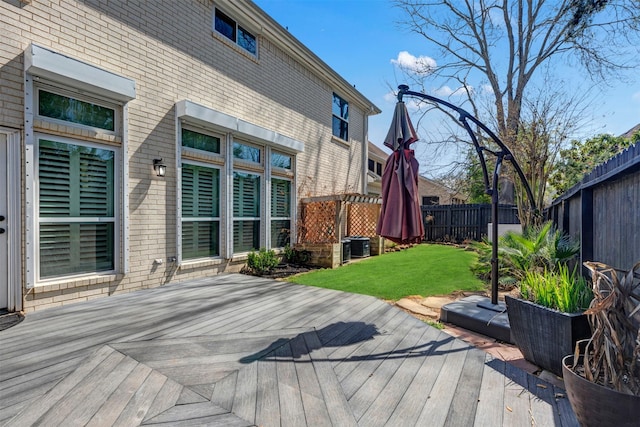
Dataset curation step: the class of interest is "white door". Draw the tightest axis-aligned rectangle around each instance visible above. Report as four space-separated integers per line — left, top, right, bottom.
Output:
0 134 8 309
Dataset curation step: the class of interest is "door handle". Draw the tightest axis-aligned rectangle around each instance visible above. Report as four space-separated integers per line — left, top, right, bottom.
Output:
0 215 4 221
0 228 5 234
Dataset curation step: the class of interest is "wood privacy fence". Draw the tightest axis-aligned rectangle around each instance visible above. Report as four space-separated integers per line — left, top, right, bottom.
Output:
548 143 640 270
422 204 520 242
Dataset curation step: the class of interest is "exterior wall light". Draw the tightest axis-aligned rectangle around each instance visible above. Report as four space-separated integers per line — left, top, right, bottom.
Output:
153 158 166 177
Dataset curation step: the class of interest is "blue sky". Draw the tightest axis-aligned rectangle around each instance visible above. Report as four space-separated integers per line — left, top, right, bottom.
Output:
254 0 640 172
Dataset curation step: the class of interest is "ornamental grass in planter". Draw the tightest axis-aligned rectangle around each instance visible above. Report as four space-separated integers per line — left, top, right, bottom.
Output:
506 264 592 376
562 261 640 427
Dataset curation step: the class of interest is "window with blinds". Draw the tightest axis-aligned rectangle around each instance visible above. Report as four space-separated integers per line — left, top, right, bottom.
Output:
270 178 291 248
181 164 220 259
38 139 115 278
233 171 260 252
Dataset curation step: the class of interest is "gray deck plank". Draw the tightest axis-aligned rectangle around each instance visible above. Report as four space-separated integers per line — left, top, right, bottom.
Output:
414 337 471 426
87 362 155 427
0 273 578 426
289 333 333 426
255 356 281 427
347 322 430 421
112 369 168 427
304 330 358 427
231 356 258 423
383 331 457 427
473 353 506 427
275 342 307 427
502 360 535 426
444 346 486 427
356 324 442 426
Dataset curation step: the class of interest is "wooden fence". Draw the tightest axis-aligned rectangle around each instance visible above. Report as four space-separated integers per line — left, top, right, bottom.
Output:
422 203 520 242
548 143 640 270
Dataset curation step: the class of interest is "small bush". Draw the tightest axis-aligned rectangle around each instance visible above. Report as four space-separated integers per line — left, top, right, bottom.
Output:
246 248 279 275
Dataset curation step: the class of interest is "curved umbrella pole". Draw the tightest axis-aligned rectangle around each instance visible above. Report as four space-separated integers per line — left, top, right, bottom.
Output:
397 85 538 305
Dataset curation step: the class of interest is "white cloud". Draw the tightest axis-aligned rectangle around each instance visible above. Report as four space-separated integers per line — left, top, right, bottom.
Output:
433 85 472 97
391 51 436 75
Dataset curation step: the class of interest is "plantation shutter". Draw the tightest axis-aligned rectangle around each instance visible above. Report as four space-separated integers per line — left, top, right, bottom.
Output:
233 172 260 252
38 139 114 278
271 179 290 217
182 164 220 259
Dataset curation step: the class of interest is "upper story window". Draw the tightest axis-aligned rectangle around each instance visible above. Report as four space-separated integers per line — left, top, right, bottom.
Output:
332 93 349 141
214 9 257 55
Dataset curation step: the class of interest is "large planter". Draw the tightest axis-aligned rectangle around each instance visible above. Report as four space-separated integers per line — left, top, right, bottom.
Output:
562 353 640 427
505 295 590 376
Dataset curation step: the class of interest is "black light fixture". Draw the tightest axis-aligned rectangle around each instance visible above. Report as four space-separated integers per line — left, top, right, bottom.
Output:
153 158 166 177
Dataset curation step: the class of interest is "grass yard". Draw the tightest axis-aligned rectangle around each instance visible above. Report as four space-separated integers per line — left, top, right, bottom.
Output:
285 243 486 300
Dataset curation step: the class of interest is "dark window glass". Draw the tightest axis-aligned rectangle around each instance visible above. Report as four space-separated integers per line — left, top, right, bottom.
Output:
332 93 349 140
423 196 440 206
233 142 261 163
39 90 115 131
238 26 257 55
368 159 375 172
215 10 235 41
376 162 382 176
182 129 220 154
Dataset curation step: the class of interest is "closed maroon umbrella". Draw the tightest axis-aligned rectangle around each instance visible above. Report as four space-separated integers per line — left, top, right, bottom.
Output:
376 101 424 244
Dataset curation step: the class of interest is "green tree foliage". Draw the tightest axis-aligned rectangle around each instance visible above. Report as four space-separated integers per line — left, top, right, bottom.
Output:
462 149 491 204
549 131 638 194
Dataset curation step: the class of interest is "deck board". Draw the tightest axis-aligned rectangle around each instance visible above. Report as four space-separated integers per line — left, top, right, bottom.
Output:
0 273 576 426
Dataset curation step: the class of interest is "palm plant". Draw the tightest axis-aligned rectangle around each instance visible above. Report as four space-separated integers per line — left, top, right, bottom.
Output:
499 221 580 282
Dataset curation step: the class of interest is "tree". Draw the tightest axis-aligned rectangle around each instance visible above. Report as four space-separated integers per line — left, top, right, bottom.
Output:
549 131 638 194
393 0 640 225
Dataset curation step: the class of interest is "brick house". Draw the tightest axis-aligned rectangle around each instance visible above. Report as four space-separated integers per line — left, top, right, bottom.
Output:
0 0 380 312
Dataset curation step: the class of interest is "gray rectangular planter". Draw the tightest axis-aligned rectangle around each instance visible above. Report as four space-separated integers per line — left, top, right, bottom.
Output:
505 295 591 376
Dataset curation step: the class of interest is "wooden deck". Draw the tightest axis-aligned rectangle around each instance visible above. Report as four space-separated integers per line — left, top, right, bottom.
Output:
0 274 578 426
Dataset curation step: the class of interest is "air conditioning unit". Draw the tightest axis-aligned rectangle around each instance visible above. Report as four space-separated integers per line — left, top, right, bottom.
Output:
349 236 370 258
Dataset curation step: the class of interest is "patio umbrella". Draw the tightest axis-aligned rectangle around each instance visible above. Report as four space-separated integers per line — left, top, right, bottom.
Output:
376 101 425 244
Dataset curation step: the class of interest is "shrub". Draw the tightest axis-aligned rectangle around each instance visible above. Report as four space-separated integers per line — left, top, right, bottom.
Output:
246 248 279 275
282 245 311 265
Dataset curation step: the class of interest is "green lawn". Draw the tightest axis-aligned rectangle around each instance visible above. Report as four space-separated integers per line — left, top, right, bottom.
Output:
285 243 487 300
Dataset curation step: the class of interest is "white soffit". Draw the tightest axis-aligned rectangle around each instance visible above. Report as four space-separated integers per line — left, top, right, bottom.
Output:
176 99 304 153
24 44 136 102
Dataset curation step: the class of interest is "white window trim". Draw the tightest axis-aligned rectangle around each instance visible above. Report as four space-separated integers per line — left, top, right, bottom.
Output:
24 45 135 287
178 159 223 263
33 133 120 283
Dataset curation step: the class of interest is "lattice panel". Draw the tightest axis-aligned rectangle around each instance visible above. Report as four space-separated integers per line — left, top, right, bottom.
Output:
347 203 381 237
298 200 339 243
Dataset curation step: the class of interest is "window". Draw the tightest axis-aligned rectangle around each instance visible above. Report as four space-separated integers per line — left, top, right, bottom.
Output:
182 128 220 154
376 162 382 176
332 93 349 140
38 138 115 278
271 151 292 169
182 164 220 259
38 89 115 131
233 172 261 252
233 141 261 163
214 9 257 55
423 196 440 206
271 178 291 248
368 159 375 173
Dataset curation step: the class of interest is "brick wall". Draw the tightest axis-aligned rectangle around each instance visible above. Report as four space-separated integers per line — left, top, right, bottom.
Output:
1 0 373 311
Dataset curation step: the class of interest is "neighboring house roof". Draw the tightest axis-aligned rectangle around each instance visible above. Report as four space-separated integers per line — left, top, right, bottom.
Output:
621 123 640 139
368 141 390 163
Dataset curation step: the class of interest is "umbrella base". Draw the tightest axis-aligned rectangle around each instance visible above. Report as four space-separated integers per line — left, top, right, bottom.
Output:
440 295 514 344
